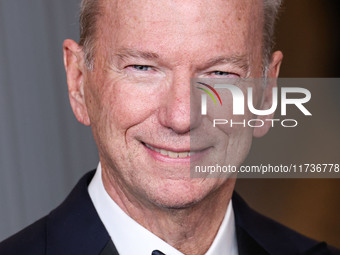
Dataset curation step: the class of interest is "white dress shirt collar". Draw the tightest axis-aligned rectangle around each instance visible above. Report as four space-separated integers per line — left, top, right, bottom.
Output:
88 163 238 255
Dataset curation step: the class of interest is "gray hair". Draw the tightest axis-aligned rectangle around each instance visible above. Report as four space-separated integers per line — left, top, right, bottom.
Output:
79 0 282 71
78 0 102 70
263 0 283 71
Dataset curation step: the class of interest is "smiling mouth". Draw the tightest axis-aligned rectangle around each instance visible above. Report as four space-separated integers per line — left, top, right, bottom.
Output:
143 143 197 158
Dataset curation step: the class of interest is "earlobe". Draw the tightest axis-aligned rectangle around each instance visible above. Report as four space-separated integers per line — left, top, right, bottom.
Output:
63 39 91 126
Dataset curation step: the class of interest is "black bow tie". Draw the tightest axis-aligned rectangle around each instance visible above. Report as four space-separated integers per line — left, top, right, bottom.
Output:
152 250 166 255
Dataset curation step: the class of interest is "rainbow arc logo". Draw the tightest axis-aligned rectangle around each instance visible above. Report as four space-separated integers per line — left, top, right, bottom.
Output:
196 82 223 106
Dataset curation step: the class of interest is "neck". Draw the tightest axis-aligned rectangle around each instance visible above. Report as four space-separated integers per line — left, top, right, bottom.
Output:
102 165 235 255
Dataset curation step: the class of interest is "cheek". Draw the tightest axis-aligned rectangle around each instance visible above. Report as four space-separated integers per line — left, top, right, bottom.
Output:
95 78 166 135
203 84 261 165
207 84 258 135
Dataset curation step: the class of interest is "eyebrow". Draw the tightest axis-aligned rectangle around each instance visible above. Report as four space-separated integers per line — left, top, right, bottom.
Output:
201 55 250 74
115 48 160 61
114 48 249 73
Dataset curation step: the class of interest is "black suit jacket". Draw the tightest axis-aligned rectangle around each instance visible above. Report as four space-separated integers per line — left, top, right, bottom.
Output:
0 171 338 255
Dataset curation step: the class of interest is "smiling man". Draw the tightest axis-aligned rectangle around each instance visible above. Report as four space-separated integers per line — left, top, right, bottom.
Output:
0 0 338 255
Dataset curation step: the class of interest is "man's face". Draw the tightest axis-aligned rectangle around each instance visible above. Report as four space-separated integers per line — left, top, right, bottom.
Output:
82 0 266 208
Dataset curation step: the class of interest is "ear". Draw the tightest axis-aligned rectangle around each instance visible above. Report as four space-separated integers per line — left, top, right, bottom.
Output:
266 51 283 79
253 51 283 138
63 39 90 126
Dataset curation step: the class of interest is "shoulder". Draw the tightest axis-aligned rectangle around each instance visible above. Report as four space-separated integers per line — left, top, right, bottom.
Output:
232 192 340 255
0 170 111 255
0 217 47 255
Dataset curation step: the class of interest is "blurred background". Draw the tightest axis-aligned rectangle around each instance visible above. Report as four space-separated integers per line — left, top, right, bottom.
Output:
237 0 340 248
0 0 339 248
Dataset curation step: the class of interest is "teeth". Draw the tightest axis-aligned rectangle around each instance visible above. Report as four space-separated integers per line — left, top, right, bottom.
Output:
145 143 193 158
178 152 188 158
168 151 178 158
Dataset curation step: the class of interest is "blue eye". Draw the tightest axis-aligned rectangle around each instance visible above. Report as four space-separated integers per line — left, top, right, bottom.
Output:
212 71 231 76
132 65 152 71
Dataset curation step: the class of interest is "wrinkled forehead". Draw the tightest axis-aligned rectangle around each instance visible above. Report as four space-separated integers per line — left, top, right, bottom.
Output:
99 0 263 36
94 0 264 73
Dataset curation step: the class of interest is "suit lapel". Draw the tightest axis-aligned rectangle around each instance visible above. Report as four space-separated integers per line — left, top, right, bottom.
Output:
45 171 119 255
99 240 119 255
235 225 269 255
232 192 290 255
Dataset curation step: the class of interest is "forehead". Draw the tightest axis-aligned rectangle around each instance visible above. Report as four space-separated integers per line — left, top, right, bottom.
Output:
97 0 263 63
102 0 261 19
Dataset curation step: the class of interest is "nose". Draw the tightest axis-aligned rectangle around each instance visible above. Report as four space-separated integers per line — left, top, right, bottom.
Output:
158 72 201 134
